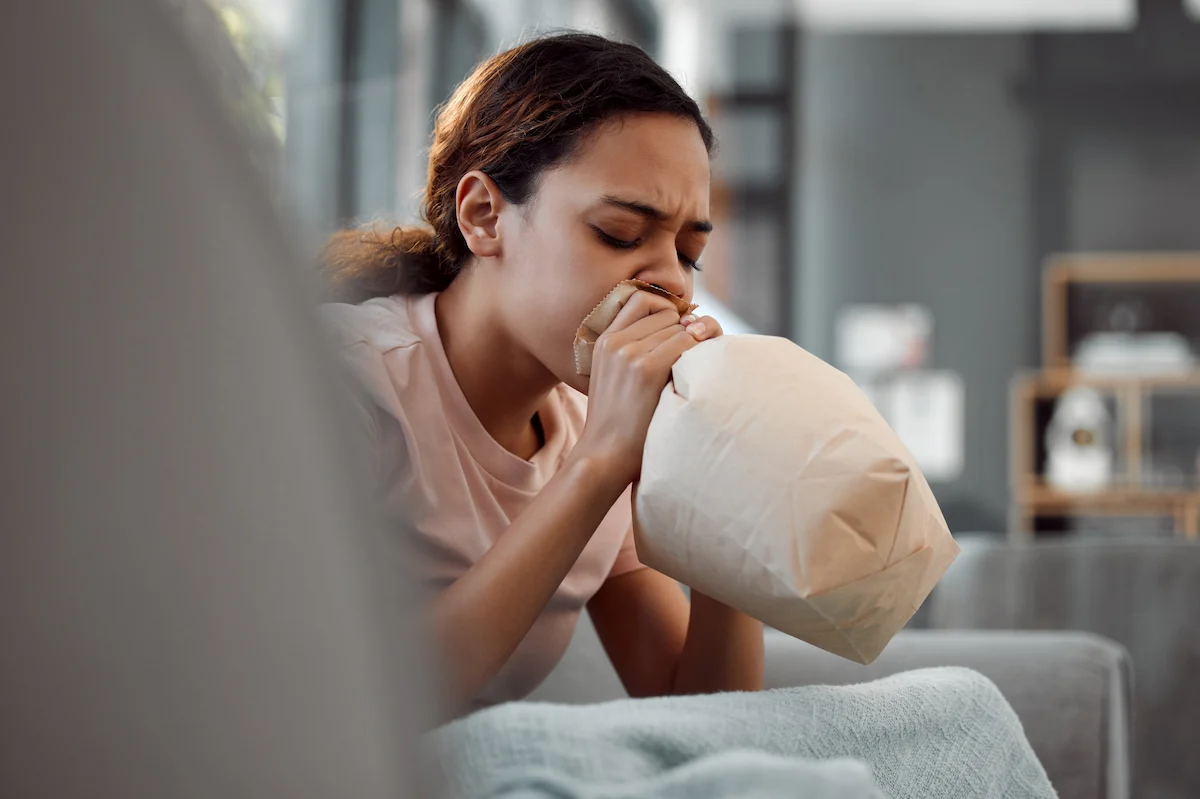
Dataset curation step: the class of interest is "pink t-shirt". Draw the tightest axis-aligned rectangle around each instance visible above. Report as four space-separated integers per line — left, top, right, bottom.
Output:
321 293 643 708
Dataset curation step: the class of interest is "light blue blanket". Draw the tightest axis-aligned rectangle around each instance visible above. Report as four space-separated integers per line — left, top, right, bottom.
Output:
431 667 1057 799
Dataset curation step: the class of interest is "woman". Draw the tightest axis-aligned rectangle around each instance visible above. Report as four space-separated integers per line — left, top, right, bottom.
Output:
322 32 763 715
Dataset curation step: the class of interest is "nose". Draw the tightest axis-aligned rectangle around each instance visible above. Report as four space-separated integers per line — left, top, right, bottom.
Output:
634 245 690 302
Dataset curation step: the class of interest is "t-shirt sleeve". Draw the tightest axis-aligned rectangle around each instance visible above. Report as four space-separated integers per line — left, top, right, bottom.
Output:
319 306 410 493
327 341 390 485
608 519 646 579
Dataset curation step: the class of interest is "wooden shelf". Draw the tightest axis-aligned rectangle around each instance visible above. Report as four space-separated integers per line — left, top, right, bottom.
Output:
1045 252 1200 284
1019 483 1200 508
1042 253 1200 368
1015 253 1200 539
1026 369 1200 392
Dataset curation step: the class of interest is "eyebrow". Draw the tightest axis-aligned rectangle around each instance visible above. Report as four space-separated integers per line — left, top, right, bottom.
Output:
600 195 713 234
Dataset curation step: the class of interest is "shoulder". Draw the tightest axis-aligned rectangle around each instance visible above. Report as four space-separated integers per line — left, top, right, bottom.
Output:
318 295 433 426
319 295 430 394
319 295 422 356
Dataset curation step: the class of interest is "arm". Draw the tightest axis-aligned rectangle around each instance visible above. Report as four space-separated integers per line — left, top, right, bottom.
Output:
430 293 708 713
429 451 628 714
588 566 763 698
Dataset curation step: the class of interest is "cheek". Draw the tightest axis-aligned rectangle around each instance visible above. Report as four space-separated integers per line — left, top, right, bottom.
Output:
504 217 585 288
507 226 619 326
498 220 633 380
519 281 592 358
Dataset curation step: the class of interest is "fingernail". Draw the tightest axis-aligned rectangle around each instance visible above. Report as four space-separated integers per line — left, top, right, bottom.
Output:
680 314 698 326
687 321 707 338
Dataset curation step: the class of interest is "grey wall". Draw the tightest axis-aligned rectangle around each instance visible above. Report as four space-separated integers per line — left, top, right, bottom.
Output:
795 34 1034 532
1067 131 1200 252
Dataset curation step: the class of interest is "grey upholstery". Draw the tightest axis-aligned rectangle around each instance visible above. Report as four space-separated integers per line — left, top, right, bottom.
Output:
930 538 1200 799
0 2 432 797
762 629 1131 799
531 613 1132 799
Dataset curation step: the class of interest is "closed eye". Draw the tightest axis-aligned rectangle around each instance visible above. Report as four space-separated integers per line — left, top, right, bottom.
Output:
593 226 703 271
593 227 639 250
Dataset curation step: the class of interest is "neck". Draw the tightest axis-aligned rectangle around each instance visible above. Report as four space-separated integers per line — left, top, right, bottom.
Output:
434 272 558 456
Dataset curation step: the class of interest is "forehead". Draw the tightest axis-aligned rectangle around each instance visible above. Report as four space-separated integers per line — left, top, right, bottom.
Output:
542 113 711 214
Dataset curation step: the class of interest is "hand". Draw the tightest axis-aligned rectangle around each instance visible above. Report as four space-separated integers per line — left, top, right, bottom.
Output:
575 291 723 485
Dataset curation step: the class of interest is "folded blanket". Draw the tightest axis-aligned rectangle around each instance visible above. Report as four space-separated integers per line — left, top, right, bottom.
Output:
473 751 883 799
431 667 1056 799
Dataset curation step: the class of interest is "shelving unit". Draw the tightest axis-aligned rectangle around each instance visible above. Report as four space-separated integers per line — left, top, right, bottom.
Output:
1012 255 1200 539
1043 253 1200 368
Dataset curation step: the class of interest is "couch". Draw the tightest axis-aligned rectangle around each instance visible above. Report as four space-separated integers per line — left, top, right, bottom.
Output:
531 597 1132 799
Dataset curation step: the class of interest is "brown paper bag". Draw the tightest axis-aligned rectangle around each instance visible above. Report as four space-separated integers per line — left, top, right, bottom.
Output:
574 280 696 376
574 282 959 664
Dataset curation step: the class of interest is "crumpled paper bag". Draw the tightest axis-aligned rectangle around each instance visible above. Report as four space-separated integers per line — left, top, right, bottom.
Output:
574 281 959 664
574 280 696 376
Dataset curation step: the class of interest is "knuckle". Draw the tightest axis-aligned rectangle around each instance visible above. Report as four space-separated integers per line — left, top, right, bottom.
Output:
626 292 652 312
629 357 655 383
618 343 640 362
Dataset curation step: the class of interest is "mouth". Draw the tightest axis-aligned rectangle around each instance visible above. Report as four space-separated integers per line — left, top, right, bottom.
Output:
628 279 686 304
573 280 699 377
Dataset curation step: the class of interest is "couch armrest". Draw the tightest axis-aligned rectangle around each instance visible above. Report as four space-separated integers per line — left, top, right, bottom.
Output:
764 629 1131 799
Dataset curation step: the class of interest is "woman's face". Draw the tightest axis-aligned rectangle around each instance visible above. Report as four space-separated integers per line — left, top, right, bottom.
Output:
492 113 712 394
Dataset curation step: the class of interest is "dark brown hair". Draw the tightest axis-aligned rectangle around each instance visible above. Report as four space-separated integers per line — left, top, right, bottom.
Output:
323 32 715 301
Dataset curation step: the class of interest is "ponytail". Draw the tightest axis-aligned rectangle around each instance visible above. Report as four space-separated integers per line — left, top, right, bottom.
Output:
321 224 459 303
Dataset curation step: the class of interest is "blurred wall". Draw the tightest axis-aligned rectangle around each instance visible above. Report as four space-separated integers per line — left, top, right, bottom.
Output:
1068 132 1200 251
795 34 1035 531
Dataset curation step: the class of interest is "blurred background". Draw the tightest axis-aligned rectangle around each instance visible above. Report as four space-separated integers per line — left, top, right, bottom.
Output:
206 0 1200 542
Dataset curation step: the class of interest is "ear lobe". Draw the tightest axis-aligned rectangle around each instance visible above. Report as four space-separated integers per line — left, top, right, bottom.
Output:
456 170 504 259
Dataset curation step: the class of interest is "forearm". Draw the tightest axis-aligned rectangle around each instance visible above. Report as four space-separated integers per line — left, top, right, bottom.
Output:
428 452 627 712
671 590 764 695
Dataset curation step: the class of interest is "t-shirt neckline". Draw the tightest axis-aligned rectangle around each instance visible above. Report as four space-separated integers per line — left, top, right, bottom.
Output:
407 292 566 488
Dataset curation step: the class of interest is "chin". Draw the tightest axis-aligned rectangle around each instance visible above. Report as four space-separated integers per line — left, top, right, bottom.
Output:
538 342 590 394
559 371 590 396
545 356 588 394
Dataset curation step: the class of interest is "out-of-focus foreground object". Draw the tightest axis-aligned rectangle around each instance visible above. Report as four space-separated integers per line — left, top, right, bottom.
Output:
0 2 434 797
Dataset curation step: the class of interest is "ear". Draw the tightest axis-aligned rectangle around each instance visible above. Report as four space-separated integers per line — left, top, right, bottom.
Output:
455 170 505 259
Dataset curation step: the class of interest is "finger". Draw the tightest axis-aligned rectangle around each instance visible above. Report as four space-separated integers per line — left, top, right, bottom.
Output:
647 326 699 366
604 308 682 346
605 290 683 335
683 315 722 341
635 320 690 352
